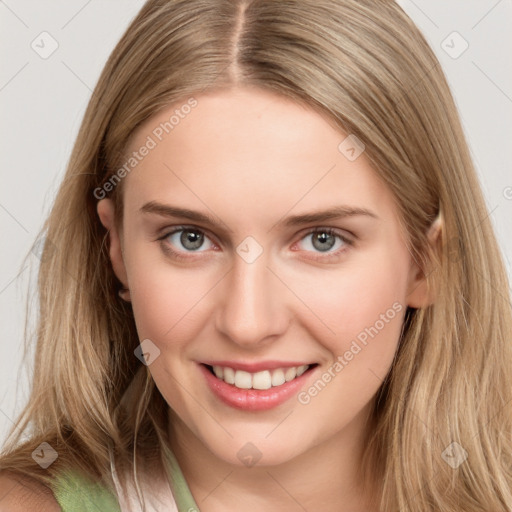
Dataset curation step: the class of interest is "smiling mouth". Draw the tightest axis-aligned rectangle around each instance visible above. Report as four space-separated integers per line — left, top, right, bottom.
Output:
203 363 318 390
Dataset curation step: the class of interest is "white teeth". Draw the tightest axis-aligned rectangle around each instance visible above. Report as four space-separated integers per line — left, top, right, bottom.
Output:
284 367 297 382
209 364 311 390
296 365 308 377
234 370 252 389
271 369 286 387
252 370 272 390
223 367 235 385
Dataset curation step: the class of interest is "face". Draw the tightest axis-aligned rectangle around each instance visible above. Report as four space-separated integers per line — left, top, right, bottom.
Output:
98 87 430 468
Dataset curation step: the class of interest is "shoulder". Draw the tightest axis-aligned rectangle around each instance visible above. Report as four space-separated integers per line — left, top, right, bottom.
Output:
0 471 60 511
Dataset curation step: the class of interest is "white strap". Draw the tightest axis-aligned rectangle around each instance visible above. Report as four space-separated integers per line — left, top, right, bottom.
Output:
110 451 179 511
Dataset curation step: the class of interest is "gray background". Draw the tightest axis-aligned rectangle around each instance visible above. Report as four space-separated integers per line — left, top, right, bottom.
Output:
1 1 511 443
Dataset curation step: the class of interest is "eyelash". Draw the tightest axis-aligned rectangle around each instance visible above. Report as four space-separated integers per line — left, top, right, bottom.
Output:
157 225 354 262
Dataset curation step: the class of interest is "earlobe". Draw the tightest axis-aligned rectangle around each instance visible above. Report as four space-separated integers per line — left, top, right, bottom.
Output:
426 214 442 246
406 213 443 309
97 198 115 231
97 199 130 294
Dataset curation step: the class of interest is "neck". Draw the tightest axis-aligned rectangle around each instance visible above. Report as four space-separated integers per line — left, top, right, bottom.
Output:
167 405 381 512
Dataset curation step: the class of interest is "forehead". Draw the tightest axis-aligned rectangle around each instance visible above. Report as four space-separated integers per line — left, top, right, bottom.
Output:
121 87 395 226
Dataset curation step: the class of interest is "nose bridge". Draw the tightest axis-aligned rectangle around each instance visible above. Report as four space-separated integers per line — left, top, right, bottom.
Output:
215 247 287 346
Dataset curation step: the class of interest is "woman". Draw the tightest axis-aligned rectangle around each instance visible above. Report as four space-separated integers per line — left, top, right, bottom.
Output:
1 0 511 510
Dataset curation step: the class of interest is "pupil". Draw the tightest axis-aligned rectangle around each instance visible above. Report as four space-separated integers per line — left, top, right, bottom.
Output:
313 232 335 252
181 230 203 250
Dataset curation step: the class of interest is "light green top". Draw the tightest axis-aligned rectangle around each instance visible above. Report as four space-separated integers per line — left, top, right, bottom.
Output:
50 443 200 511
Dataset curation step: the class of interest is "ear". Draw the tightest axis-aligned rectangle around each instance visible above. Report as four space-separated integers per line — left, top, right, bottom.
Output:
406 214 443 308
97 199 129 292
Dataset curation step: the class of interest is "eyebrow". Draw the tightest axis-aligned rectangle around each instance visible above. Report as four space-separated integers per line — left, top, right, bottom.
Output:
139 201 379 229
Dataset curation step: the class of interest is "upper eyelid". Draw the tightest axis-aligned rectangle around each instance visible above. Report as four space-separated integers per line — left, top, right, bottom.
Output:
159 225 354 249
159 225 220 247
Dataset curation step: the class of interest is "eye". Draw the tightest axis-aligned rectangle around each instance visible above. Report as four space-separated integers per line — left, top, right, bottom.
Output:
159 226 215 256
157 225 353 262
294 228 353 258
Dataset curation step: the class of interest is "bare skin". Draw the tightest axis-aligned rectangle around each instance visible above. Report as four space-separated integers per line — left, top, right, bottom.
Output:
98 86 439 511
0 471 60 511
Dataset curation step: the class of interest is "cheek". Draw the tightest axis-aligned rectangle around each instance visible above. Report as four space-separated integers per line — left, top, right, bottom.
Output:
291 248 410 366
129 269 209 340
125 241 219 351
127 261 214 409
292 260 408 417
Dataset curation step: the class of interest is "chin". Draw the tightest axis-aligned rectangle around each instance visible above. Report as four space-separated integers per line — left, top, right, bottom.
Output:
200 430 309 469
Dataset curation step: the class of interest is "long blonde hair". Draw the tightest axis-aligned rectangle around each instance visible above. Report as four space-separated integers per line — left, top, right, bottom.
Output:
2 0 512 510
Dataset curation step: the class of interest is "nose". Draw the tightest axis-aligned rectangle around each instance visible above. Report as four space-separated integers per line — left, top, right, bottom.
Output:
215 249 290 348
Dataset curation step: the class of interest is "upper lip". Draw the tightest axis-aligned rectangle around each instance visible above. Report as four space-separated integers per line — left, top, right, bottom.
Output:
200 360 316 373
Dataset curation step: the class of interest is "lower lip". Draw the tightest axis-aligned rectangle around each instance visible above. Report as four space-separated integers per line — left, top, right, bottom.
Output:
199 363 316 411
